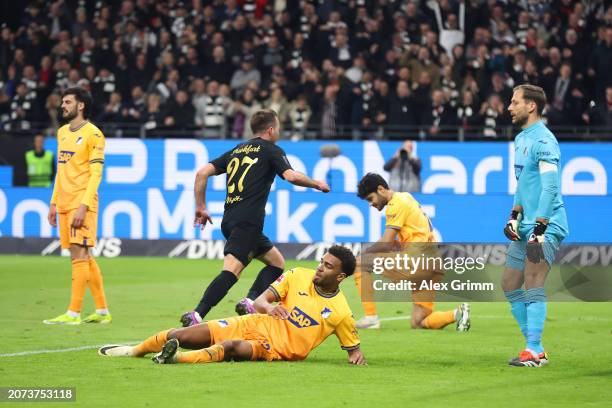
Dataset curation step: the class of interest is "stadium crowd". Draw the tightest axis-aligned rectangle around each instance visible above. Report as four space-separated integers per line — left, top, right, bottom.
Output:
0 0 611 139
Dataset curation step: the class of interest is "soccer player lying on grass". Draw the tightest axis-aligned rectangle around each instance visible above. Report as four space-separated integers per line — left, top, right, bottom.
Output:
99 245 366 365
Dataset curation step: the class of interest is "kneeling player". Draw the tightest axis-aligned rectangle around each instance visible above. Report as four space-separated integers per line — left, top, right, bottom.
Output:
354 173 470 331
99 246 366 365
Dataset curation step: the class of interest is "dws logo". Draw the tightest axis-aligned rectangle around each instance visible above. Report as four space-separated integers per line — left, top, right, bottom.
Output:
288 306 319 328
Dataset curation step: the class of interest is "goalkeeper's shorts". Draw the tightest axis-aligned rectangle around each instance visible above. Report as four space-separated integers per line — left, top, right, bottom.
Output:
505 233 561 270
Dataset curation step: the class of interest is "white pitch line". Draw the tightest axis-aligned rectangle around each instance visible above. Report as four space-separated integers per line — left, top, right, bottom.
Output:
0 342 137 357
2 314 610 357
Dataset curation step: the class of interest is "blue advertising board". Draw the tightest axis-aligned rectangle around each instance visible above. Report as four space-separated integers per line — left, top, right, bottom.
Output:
0 140 610 243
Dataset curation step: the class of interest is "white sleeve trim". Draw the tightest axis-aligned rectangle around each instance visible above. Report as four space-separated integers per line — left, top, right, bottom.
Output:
539 161 558 174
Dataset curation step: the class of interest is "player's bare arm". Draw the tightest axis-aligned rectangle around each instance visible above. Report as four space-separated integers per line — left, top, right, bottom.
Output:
347 348 366 365
253 288 290 319
282 168 330 192
363 227 399 254
48 203 57 227
193 163 216 229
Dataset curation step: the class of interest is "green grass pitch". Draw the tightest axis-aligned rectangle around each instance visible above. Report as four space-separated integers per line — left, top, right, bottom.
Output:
1 255 611 408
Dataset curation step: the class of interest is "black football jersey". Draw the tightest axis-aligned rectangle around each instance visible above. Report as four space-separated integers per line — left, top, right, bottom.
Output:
210 137 292 227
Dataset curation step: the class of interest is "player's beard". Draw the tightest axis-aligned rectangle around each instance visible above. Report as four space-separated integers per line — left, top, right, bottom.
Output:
512 111 528 127
62 107 78 121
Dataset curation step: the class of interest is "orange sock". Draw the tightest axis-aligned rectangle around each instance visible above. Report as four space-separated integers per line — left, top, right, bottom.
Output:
88 258 108 310
422 310 456 329
68 259 89 313
132 329 172 357
177 344 225 364
354 271 378 316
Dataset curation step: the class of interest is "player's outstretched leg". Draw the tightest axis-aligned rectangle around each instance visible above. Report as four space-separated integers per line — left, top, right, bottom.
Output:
236 247 284 315
508 258 550 367
83 257 112 323
152 338 180 364
157 339 255 364
353 270 380 329
182 254 243 326
99 323 213 358
44 246 90 325
415 303 470 331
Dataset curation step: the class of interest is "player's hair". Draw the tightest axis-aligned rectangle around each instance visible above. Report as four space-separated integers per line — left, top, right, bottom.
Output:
513 84 546 116
357 172 389 199
250 109 278 134
62 87 93 119
327 245 356 277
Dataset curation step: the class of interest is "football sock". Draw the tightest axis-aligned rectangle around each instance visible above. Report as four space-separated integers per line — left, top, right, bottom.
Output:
68 259 89 313
177 344 225 363
195 271 238 318
353 271 378 316
247 265 284 300
504 289 528 339
133 329 172 357
88 258 108 310
525 287 547 354
422 310 456 329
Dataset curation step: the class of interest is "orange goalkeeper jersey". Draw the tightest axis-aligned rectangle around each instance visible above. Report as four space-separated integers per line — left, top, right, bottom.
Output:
50 121 105 213
266 267 360 361
385 192 436 243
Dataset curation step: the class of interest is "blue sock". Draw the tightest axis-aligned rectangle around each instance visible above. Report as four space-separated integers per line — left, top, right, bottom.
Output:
525 287 547 354
504 289 527 339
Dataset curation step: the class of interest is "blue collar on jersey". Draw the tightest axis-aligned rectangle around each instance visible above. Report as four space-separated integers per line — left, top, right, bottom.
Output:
521 119 544 135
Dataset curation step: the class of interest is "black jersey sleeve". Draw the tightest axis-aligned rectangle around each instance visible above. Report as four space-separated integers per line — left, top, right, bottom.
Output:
210 150 230 174
269 145 292 179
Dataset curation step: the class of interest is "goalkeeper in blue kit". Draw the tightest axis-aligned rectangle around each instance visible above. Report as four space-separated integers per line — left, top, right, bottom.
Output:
502 84 569 368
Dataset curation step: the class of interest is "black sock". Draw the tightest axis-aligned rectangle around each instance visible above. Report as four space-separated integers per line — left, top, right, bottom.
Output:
195 270 238 318
247 265 284 300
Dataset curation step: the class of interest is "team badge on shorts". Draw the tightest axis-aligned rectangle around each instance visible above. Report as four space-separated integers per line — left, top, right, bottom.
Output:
218 319 229 328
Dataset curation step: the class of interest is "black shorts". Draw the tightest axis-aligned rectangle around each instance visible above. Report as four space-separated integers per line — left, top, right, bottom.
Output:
221 220 273 266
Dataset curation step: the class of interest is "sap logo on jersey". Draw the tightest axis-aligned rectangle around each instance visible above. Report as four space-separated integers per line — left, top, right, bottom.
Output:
58 150 75 163
288 307 319 328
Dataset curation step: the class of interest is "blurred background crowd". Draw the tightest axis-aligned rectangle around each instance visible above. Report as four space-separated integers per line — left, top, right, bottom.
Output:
0 0 611 140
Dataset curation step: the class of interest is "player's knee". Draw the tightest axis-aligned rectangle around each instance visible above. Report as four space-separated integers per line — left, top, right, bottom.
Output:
220 340 238 359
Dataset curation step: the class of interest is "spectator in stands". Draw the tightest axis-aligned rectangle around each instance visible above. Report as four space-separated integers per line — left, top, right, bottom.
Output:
229 88 261 139
194 81 231 138
0 0 610 140
588 26 612 104
142 93 165 133
9 83 37 133
164 90 196 133
97 91 123 123
426 89 458 138
230 54 261 97
205 46 232 85
384 140 422 193
480 94 511 138
288 94 312 140
264 85 289 128
457 89 480 133
387 80 416 139
428 0 466 58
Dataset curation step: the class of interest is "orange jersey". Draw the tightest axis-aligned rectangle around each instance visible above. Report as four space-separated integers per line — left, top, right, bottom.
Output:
50 122 105 213
385 192 435 243
264 267 360 360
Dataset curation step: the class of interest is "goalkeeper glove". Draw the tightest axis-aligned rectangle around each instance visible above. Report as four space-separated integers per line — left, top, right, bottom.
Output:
526 222 547 263
503 210 521 241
